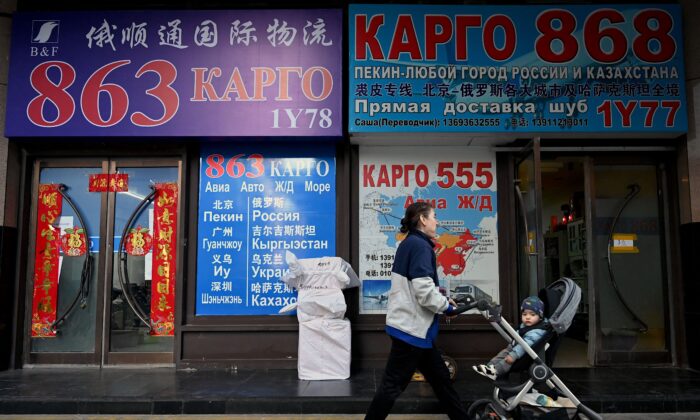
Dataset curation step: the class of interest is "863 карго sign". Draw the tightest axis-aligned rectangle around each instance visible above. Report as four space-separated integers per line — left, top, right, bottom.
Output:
6 10 342 137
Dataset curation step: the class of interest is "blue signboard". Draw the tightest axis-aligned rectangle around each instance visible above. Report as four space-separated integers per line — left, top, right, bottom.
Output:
196 144 336 315
6 10 342 137
349 4 686 134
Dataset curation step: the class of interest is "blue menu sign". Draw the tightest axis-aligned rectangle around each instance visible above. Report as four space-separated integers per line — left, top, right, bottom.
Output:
196 144 336 315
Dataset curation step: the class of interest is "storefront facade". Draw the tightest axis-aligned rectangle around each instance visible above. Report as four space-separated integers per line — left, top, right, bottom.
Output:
0 1 697 372
348 3 688 368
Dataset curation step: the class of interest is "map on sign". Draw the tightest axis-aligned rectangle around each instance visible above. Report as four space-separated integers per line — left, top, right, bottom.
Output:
359 147 499 314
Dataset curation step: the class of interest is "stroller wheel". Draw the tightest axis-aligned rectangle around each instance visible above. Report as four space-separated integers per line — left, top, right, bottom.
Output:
467 398 501 419
442 354 458 381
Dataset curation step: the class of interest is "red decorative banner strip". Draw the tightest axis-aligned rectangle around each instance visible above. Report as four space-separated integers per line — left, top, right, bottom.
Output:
89 174 129 192
88 174 109 192
109 174 129 192
150 183 178 336
31 184 63 337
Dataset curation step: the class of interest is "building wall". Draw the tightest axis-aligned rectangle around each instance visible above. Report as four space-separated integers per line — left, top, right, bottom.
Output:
0 0 17 371
681 0 700 223
0 0 16 226
679 0 700 370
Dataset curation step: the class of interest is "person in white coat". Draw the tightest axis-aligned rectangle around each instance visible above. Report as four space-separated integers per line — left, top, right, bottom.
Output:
365 202 467 420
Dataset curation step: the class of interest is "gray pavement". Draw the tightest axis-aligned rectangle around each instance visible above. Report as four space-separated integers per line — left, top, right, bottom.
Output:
2 366 698 417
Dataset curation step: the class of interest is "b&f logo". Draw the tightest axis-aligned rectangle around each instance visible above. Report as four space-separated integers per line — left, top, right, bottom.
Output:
32 20 60 43
30 20 60 57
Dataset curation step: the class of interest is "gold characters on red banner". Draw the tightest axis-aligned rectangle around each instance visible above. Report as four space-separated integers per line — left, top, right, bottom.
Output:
31 184 63 337
150 183 178 336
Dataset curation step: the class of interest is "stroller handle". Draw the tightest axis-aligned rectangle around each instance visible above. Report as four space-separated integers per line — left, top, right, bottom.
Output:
451 299 491 315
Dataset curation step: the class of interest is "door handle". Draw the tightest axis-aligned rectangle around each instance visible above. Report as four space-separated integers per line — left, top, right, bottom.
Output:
605 183 647 333
117 185 157 330
51 184 94 333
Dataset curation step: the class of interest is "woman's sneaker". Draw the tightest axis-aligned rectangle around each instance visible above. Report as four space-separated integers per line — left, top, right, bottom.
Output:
472 364 498 380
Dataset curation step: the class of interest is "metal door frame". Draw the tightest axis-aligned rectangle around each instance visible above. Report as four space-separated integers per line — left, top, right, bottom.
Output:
23 158 109 366
22 157 182 366
500 144 681 367
587 155 673 365
103 157 182 365
513 138 545 298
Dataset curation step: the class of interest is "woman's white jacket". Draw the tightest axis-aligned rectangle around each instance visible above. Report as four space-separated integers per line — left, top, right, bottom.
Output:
385 231 450 339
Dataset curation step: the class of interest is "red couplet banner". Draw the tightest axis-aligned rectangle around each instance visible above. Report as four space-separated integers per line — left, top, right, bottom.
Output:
31 184 63 337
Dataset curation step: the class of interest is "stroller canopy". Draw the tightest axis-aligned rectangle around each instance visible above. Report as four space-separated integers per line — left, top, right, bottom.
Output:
539 277 581 334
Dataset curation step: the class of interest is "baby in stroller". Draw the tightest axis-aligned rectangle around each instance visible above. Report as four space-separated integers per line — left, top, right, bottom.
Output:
472 296 548 381
452 278 601 419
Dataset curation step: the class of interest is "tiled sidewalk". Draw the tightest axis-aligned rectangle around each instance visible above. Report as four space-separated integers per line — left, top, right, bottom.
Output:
0 367 698 415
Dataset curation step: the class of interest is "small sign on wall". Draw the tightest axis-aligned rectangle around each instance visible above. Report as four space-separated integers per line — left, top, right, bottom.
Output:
612 233 639 253
88 174 128 192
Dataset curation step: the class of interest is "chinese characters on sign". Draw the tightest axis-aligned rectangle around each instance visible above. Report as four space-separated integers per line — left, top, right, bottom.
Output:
7 10 342 137
31 184 63 337
88 173 128 192
84 17 334 50
349 4 686 134
150 183 178 335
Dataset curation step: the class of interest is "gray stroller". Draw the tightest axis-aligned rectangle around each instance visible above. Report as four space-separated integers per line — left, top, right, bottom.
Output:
453 278 601 420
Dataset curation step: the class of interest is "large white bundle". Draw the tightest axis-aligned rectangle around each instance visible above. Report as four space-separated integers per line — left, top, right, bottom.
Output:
296 288 347 321
298 318 351 380
281 251 360 290
278 252 355 380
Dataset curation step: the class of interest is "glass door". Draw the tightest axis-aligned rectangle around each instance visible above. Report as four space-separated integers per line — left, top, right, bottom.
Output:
540 156 590 367
591 162 670 364
26 160 106 365
25 158 180 366
509 151 672 366
105 159 180 364
514 139 544 301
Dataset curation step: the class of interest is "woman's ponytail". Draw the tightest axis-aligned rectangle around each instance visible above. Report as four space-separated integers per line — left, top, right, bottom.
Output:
400 202 433 233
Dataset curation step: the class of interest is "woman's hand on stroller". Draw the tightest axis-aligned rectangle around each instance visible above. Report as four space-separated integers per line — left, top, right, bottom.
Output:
445 298 459 320
450 298 492 316
453 294 473 305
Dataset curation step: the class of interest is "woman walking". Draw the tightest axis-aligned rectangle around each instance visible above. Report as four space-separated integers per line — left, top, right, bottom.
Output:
365 202 467 420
